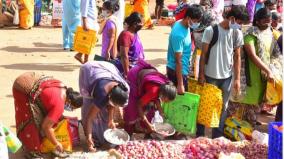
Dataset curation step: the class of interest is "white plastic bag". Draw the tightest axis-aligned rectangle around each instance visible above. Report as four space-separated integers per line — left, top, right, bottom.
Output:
13 7 19 25
252 130 268 145
0 124 9 159
151 111 163 124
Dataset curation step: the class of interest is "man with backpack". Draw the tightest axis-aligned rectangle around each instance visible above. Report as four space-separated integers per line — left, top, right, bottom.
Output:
197 5 249 138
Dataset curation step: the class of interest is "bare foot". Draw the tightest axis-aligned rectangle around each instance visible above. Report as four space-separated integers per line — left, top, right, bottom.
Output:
83 55 89 64
74 53 83 64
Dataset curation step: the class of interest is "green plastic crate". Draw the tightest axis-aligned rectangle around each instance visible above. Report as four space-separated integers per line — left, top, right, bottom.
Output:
162 92 200 134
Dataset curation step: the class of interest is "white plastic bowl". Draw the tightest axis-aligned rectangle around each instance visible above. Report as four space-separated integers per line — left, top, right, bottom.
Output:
103 129 130 145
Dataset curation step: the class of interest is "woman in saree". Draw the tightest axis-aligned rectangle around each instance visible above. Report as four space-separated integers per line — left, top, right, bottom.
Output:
132 0 153 29
17 0 34 29
13 72 83 158
114 12 145 77
124 60 177 136
79 61 129 152
228 8 282 126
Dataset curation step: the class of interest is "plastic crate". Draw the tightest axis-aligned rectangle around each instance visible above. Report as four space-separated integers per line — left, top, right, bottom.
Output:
74 26 97 55
268 122 283 159
162 92 200 134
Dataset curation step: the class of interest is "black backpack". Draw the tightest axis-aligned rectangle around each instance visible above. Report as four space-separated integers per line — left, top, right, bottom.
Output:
205 24 219 64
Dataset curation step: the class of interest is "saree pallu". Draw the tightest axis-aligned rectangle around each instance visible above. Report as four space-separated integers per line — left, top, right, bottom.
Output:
133 0 152 28
19 0 34 29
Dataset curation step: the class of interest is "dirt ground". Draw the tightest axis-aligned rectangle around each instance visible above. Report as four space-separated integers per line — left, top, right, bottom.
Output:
0 2 276 158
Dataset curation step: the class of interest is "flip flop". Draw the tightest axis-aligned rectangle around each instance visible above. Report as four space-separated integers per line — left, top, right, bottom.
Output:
51 150 69 158
74 54 83 64
24 152 44 159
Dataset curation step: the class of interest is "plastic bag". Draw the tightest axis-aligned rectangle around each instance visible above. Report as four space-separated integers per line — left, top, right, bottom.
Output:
225 117 253 139
2 126 22 153
13 7 19 25
64 117 80 147
151 111 163 124
266 64 283 105
252 130 268 145
40 119 72 153
0 124 8 159
188 78 223 127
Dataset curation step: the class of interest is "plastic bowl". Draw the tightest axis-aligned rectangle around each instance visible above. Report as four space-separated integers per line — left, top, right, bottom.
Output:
103 129 130 145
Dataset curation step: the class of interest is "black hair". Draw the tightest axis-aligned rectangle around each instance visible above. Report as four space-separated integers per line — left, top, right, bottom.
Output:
265 0 277 6
200 0 213 8
184 4 204 20
225 5 249 22
253 8 272 26
124 12 142 27
66 87 83 109
109 83 128 107
103 1 120 13
159 83 177 101
272 12 280 20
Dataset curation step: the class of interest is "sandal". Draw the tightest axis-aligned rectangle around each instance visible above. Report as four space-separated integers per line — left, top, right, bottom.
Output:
24 152 44 159
51 150 69 158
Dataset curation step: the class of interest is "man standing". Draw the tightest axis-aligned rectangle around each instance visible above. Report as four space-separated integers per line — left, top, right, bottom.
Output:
197 5 249 138
167 4 203 94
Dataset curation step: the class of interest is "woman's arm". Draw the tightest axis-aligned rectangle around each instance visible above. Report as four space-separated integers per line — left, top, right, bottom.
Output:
120 46 130 76
244 44 274 81
137 100 154 132
41 117 63 152
107 106 116 129
84 105 100 152
106 25 116 60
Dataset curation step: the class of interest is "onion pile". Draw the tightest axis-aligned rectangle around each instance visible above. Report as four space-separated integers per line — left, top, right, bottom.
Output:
237 141 267 159
183 137 268 159
118 140 185 159
183 137 237 159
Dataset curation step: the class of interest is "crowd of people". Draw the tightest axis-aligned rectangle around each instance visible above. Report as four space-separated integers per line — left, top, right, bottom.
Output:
5 0 283 158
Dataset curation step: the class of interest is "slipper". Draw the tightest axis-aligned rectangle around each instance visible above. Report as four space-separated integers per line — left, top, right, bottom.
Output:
74 55 83 64
51 150 69 158
24 152 44 159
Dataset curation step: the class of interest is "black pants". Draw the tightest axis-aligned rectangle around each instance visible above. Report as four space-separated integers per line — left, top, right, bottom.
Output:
166 67 188 91
275 102 283 122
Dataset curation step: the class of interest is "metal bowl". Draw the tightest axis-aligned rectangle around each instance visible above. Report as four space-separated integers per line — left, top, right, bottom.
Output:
153 123 176 137
103 129 130 145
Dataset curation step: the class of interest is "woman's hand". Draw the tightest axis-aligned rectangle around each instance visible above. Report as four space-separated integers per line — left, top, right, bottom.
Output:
55 142 64 152
141 116 155 133
108 120 116 129
267 70 275 83
87 137 96 152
